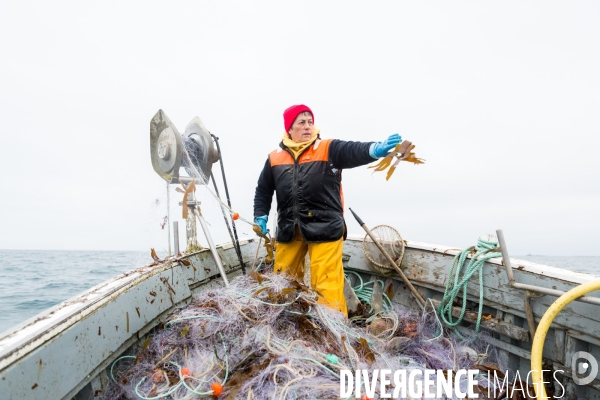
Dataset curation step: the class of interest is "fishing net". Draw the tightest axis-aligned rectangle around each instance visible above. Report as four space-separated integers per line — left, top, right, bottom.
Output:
102 271 503 400
363 225 405 276
181 133 218 185
174 117 254 226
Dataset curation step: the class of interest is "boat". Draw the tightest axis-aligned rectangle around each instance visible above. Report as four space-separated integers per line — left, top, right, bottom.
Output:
1 111 599 399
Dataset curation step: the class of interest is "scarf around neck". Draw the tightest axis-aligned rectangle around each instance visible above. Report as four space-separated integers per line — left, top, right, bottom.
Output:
281 127 321 160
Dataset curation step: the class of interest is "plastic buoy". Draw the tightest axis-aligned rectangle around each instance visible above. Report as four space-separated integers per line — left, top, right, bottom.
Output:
232 213 239 220
180 367 190 377
325 354 339 364
211 382 223 396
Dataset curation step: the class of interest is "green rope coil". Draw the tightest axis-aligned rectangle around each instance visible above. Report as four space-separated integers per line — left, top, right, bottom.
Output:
345 270 393 313
437 238 501 338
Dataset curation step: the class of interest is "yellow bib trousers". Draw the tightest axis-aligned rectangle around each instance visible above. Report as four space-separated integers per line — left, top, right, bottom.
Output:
274 227 348 316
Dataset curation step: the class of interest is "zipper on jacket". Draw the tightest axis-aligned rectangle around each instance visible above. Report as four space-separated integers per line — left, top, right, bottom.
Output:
292 156 299 226
282 142 314 228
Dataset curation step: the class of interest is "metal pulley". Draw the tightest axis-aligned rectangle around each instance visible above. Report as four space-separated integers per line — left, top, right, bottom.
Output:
150 109 219 184
182 116 220 184
150 110 182 183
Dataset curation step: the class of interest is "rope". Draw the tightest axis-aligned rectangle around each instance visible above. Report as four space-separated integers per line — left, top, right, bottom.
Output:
422 299 444 342
180 143 254 226
345 271 393 314
437 238 501 338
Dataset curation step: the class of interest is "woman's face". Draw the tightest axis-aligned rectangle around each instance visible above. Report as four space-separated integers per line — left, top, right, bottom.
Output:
288 112 314 143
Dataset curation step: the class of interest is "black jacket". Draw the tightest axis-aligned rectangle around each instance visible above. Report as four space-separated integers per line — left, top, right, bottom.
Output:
254 138 375 243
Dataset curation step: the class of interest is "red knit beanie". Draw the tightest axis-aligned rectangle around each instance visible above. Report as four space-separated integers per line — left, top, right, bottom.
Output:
283 104 314 132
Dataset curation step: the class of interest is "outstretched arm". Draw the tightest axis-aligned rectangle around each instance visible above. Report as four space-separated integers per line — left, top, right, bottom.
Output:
328 140 375 169
329 134 401 169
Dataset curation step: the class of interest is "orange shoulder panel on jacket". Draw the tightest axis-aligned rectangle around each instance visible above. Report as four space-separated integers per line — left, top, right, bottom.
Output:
299 139 332 164
269 148 294 167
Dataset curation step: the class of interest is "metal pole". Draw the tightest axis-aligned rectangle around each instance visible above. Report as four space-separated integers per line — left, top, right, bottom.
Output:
497 229 600 306
194 209 230 287
210 171 246 274
349 208 425 308
496 229 515 284
183 188 201 253
173 221 179 256
166 181 172 256
210 134 246 274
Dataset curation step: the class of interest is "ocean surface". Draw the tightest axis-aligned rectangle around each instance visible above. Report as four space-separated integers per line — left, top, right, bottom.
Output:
0 250 162 335
0 250 598 334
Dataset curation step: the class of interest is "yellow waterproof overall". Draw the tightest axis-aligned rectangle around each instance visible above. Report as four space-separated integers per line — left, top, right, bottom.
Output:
274 226 347 316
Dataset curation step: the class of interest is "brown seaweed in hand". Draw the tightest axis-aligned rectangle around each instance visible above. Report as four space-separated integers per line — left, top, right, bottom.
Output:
368 140 425 180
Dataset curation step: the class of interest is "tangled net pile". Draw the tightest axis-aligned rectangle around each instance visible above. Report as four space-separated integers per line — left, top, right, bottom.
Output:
103 271 502 399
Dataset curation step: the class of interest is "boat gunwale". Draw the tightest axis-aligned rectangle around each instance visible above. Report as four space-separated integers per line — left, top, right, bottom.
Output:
347 234 600 286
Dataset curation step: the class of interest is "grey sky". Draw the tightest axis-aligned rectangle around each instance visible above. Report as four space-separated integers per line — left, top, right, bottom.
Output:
0 1 598 255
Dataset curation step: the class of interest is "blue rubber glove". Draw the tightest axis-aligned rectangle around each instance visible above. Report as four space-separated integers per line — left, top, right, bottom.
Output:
254 215 269 235
369 133 402 158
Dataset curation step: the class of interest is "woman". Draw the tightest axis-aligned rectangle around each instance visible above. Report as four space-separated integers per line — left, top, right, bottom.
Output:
253 104 400 315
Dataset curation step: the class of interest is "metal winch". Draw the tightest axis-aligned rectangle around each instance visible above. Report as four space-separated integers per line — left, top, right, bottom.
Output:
150 109 219 184
150 109 240 286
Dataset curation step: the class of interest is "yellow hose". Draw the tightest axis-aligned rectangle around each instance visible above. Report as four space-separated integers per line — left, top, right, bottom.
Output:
531 278 600 399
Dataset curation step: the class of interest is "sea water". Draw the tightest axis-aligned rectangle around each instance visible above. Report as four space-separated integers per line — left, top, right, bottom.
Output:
0 250 598 334
0 250 157 334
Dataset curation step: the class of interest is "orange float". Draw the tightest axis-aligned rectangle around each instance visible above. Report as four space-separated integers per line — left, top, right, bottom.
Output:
211 382 223 395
